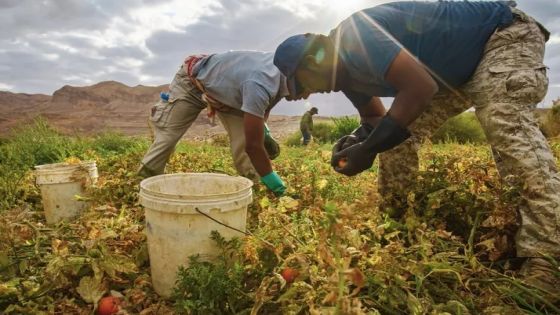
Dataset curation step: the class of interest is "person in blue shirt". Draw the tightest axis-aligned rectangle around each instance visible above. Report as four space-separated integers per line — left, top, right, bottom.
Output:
274 1 558 299
139 52 289 196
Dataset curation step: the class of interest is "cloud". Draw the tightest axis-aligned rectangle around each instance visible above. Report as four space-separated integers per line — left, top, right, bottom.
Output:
517 0 560 28
0 0 559 116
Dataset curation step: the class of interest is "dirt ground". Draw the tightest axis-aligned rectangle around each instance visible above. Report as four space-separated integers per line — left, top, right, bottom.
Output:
179 114 333 141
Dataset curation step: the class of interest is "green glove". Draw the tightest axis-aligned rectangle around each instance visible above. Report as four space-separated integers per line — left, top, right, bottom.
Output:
261 171 286 196
264 123 280 160
264 123 271 137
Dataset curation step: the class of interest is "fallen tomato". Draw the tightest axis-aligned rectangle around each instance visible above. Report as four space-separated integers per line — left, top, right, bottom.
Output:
280 267 299 283
338 158 348 168
97 296 121 315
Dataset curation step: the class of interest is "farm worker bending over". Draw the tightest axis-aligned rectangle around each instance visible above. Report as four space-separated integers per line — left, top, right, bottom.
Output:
138 51 288 196
274 1 559 298
300 107 318 145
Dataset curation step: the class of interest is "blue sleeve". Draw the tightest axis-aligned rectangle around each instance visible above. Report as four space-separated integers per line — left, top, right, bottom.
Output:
336 12 401 86
241 80 270 118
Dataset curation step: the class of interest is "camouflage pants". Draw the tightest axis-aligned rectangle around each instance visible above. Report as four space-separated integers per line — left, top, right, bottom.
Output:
379 8 560 257
139 66 258 180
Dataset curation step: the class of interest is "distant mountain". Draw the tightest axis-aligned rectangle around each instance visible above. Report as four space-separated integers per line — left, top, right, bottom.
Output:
0 81 552 138
0 81 220 136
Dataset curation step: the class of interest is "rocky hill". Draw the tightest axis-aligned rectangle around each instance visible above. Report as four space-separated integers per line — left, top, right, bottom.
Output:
1 81 552 140
0 81 309 139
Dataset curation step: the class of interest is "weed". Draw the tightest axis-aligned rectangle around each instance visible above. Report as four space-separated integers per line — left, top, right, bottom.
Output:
331 116 360 140
173 232 252 314
432 112 487 144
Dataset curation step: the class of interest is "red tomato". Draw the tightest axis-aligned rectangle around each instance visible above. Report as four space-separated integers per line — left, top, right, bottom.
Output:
281 268 299 283
97 296 120 315
338 159 348 169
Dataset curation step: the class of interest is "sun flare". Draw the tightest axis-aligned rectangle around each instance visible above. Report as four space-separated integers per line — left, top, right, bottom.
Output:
326 0 384 18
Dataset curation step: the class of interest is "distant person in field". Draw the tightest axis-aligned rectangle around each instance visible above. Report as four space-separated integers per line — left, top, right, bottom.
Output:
299 106 318 145
138 51 288 196
274 1 559 298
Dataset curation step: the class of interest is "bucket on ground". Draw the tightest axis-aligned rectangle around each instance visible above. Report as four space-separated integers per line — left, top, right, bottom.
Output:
139 173 253 297
35 161 98 225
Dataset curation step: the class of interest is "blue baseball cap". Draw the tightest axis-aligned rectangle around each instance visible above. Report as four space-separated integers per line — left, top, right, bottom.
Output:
274 34 318 97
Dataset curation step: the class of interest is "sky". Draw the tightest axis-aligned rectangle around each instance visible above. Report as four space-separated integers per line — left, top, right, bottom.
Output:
0 0 559 116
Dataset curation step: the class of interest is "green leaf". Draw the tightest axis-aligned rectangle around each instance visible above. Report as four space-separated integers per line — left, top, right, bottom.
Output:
18 260 28 274
406 292 424 315
0 251 16 277
0 278 21 297
259 196 270 208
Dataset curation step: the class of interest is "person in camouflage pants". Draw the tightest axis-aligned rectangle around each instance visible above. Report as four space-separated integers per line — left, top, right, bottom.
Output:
274 1 559 300
379 8 560 298
378 7 560 297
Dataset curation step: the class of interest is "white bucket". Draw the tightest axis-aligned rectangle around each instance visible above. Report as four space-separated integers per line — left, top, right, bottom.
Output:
139 173 253 297
35 161 98 225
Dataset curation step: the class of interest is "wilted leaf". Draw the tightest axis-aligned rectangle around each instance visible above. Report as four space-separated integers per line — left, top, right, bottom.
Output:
346 268 365 289
437 300 471 315
475 238 496 252
321 291 337 305
406 292 423 315
52 239 69 256
99 254 137 278
45 256 65 277
76 276 104 304
251 276 277 315
98 229 118 240
276 284 302 302
279 196 299 210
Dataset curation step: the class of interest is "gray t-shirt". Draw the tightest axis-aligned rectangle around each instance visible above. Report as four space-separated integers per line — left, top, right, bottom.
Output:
194 51 289 118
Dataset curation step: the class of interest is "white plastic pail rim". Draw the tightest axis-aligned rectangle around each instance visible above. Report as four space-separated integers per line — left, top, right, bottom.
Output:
35 161 98 185
139 173 253 214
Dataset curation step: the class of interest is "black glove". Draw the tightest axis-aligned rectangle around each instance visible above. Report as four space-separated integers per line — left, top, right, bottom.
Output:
264 134 280 160
332 122 375 154
331 115 411 176
331 141 377 176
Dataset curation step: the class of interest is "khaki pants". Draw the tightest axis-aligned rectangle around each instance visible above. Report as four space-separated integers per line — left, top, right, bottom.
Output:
139 67 258 180
379 8 560 257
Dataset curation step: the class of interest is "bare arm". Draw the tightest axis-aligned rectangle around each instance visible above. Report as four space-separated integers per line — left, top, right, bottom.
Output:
243 113 272 176
357 96 386 127
384 50 438 127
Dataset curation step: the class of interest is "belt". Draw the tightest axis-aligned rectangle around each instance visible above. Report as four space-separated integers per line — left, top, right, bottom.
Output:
183 55 243 121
